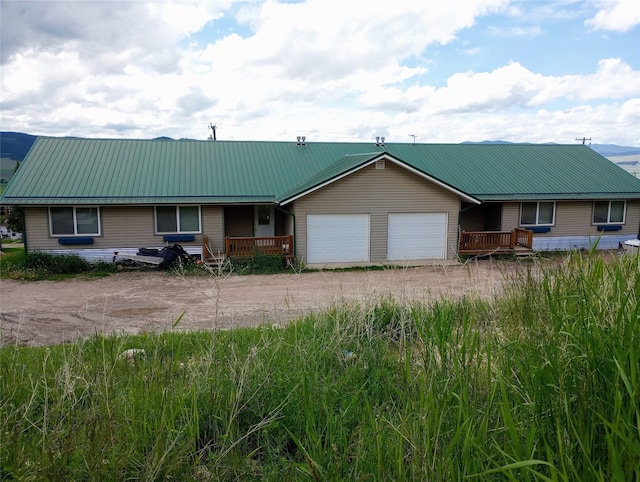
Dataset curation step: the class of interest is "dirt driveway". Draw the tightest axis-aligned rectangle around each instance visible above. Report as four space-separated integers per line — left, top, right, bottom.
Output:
1 260 533 346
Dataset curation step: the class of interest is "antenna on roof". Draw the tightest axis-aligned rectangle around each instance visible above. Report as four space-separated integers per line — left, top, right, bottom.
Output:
409 134 417 145
208 123 217 141
575 136 591 146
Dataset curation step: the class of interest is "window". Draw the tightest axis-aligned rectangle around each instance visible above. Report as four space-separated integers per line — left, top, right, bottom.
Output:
49 207 100 236
593 200 625 224
155 206 201 233
520 201 555 226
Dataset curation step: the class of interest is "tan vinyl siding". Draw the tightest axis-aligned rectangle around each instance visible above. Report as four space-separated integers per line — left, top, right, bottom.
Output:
628 200 640 235
504 200 640 237
24 207 51 249
102 206 159 246
24 205 224 252
291 162 460 263
501 203 520 230
202 206 225 253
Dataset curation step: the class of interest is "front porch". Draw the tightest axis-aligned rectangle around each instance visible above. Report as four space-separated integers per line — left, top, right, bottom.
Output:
225 235 293 258
459 228 533 256
202 234 294 268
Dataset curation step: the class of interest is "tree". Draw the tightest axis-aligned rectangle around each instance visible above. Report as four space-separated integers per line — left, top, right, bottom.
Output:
5 161 24 233
5 206 24 234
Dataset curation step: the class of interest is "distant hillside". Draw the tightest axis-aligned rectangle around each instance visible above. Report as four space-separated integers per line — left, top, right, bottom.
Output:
463 140 640 157
1 158 20 183
606 154 640 178
592 144 640 157
0 132 37 161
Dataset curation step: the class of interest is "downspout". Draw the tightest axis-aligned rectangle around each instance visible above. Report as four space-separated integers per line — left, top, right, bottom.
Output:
275 204 296 258
22 208 27 254
22 206 27 253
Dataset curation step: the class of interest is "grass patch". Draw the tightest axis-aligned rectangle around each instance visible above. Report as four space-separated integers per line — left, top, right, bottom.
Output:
0 250 118 280
1 251 638 480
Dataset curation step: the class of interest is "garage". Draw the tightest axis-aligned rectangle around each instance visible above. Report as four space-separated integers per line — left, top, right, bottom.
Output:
387 213 447 260
307 214 370 263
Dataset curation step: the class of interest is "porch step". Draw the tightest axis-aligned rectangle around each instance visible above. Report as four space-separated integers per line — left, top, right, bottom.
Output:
204 255 227 267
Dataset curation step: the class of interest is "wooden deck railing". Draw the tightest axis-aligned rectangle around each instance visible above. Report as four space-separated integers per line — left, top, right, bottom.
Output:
225 235 293 258
459 228 533 255
513 228 533 248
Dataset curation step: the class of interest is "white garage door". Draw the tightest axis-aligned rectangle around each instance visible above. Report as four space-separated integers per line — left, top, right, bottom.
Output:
387 213 447 260
307 214 369 263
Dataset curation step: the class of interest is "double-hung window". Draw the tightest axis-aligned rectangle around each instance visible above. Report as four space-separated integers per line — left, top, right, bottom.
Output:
49 207 101 236
593 200 625 224
520 201 555 226
155 206 201 233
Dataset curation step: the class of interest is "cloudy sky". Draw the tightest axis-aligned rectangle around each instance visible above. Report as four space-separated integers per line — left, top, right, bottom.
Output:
1 0 639 145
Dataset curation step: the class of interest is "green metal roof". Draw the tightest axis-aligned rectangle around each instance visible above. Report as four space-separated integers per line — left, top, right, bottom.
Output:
2 138 639 205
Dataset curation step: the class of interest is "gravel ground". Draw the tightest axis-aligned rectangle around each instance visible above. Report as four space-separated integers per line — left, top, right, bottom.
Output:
1 259 539 346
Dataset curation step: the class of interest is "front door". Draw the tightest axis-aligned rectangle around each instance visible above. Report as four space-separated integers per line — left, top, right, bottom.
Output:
254 205 275 237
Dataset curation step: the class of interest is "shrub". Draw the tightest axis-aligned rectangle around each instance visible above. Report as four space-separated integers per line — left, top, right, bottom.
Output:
233 253 287 274
23 251 90 274
0 251 117 279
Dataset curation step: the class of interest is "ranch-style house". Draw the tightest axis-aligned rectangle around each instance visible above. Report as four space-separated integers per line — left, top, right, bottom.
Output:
1 137 639 266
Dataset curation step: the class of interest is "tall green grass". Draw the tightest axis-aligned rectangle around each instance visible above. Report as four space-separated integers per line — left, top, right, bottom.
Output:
1 252 638 480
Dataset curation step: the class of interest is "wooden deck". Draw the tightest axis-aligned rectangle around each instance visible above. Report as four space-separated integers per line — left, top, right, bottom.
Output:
225 235 293 259
459 228 533 256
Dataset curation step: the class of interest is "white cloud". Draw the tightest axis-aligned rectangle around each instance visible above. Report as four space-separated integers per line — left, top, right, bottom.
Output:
0 0 638 146
0 1 229 66
486 25 542 38
585 0 640 32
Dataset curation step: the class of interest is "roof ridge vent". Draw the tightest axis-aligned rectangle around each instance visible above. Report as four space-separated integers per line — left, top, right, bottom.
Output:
296 136 306 146
375 136 385 147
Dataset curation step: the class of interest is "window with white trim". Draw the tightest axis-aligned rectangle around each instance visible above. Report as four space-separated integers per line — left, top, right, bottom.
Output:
49 207 101 236
155 206 201 233
593 200 625 224
520 201 555 226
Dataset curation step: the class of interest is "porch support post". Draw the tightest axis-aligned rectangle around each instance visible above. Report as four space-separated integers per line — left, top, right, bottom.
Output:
274 205 296 258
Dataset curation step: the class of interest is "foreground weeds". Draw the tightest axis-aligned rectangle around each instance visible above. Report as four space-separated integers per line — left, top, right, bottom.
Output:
1 252 638 480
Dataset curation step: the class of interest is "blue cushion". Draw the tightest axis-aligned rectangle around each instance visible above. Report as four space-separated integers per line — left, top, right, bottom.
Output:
597 225 622 231
58 237 94 245
525 226 551 233
163 234 195 242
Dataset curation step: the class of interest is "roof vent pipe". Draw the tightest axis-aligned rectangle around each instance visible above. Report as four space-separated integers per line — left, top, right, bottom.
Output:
296 136 306 146
376 136 385 147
